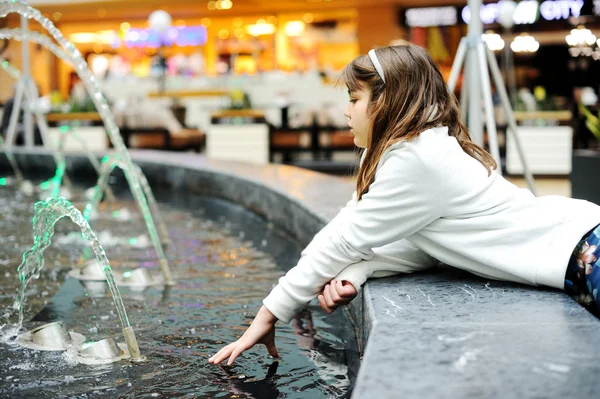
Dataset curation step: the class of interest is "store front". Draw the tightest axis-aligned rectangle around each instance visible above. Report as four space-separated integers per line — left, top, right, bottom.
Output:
45 9 358 99
398 0 600 97
398 0 600 173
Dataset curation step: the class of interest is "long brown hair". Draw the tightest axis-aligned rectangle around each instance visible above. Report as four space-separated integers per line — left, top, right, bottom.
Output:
341 43 497 200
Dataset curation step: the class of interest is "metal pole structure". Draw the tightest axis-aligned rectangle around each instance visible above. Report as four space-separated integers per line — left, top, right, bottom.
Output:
6 79 24 146
476 42 502 169
447 0 536 194
459 61 469 125
485 46 536 192
503 26 518 107
20 15 34 147
466 0 483 146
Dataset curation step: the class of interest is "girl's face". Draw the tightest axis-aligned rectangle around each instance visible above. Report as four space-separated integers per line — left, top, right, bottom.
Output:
344 86 372 148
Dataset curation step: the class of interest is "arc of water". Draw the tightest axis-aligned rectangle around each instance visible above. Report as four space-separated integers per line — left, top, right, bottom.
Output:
86 155 170 246
0 59 25 183
0 28 70 63
84 155 173 282
0 40 73 192
0 49 116 202
0 133 24 184
54 127 117 203
12 197 142 361
0 3 172 277
1 57 111 201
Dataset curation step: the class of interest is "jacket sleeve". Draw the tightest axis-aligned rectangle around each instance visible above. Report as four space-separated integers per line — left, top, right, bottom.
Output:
334 240 438 292
300 190 357 258
263 151 441 323
300 150 366 257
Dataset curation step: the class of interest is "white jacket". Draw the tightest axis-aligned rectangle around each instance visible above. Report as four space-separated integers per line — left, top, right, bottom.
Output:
263 126 600 323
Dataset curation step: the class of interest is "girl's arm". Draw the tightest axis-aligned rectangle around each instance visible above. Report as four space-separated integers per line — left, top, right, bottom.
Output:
208 305 278 366
334 240 438 292
317 240 438 312
301 190 357 258
301 150 366 258
263 151 442 323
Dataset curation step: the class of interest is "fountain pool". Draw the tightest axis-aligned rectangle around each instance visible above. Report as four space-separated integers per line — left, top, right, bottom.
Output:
0 184 357 398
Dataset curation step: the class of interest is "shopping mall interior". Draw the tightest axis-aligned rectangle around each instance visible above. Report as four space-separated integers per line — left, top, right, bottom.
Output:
1 0 600 397
0 0 599 190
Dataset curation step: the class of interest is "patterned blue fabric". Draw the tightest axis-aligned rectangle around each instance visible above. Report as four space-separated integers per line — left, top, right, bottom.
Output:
565 224 600 311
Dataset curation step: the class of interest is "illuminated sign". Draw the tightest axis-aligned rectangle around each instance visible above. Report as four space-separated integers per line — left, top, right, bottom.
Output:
117 26 208 48
461 0 585 25
539 0 585 19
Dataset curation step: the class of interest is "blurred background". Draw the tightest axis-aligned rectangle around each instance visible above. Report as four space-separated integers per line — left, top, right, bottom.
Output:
0 0 599 197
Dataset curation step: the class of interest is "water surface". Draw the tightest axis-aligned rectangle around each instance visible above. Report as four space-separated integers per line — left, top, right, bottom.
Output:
0 187 355 398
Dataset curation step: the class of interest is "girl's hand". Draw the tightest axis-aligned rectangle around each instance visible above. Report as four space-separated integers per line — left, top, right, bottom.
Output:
317 280 357 313
208 306 279 366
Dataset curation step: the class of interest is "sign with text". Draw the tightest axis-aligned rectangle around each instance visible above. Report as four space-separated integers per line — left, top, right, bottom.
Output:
402 0 599 28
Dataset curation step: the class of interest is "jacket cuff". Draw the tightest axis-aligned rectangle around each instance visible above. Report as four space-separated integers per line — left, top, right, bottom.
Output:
335 266 368 293
262 284 304 324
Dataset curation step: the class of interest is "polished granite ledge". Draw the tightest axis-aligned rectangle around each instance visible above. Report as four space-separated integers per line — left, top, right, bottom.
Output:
2 149 600 398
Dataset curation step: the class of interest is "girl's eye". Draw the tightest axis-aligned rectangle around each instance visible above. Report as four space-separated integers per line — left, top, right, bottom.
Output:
349 99 357 103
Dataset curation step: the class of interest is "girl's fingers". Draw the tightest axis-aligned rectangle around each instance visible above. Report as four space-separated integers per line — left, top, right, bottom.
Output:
329 280 342 302
322 284 335 308
209 343 235 364
227 342 250 366
338 280 357 298
318 294 333 313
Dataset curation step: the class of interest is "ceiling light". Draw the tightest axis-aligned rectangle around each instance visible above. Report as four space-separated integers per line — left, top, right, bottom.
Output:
285 21 305 37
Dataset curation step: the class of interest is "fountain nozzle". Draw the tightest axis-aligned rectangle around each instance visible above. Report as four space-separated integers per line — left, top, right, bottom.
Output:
79 337 123 359
30 321 72 349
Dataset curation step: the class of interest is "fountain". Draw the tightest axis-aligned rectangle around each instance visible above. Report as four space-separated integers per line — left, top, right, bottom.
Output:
86 154 171 246
0 44 74 195
0 1 356 397
0 181 354 397
0 133 24 185
69 153 173 285
0 56 71 199
0 1 172 281
11 197 143 362
0 54 115 202
54 126 117 202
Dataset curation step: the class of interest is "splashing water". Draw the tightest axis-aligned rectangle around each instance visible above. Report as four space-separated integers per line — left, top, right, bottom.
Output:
56 126 116 203
0 59 25 183
0 189 352 397
0 33 73 192
12 198 127 329
0 1 143 172
0 56 63 197
1 46 112 202
0 1 169 278
10 197 141 359
0 133 23 184
85 155 173 282
49 159 65 198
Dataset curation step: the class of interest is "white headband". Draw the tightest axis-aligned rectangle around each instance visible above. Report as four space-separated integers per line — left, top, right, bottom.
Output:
368 49 386 84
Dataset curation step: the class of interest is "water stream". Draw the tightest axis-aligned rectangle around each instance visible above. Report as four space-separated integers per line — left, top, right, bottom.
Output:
10 197 140 359
0 187 354 398
0 1 172 281
85 155 172 281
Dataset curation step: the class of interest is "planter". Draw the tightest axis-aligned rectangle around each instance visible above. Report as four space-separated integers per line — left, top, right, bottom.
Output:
572 149 600 204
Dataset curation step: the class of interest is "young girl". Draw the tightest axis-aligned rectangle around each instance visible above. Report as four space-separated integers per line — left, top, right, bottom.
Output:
208 43 600 366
